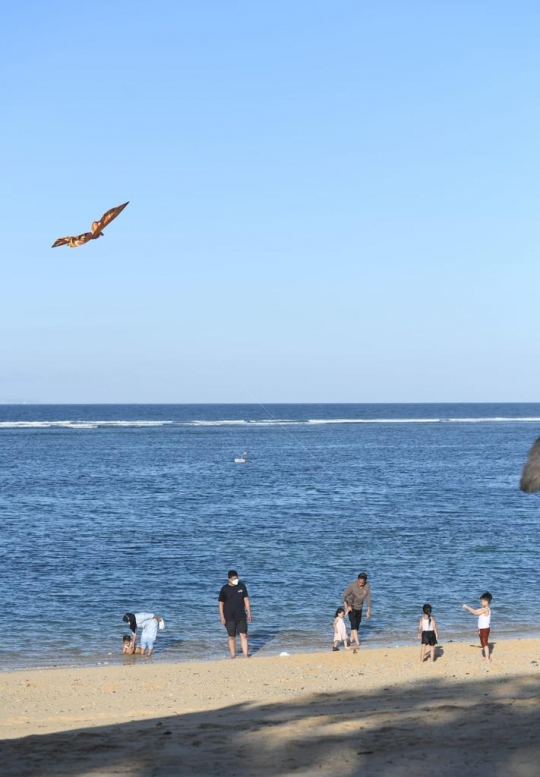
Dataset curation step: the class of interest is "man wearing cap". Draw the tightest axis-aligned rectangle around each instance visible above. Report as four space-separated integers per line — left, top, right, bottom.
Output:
123 612 164 656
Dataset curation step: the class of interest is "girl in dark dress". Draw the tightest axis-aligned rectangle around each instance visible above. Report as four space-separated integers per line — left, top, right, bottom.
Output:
418 603 438 663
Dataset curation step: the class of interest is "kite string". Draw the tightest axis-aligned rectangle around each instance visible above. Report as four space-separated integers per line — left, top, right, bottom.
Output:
256 402 325 468
256 402 379 524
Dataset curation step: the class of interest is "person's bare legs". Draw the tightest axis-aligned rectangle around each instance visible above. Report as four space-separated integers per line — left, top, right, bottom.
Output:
420 644 426 663
429 645 435 662
228 636 237 658
350 628 360 647
239 632 249 657
479 631 492 663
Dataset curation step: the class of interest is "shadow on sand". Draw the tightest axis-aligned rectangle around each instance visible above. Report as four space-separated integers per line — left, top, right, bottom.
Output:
1 671 539 776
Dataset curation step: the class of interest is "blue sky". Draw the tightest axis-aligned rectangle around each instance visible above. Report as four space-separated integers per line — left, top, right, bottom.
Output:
2 1 539 402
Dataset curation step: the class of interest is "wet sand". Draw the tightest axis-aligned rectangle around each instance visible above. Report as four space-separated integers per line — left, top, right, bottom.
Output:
1 638 539 776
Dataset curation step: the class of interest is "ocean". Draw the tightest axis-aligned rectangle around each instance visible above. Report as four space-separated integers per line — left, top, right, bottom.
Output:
1 403 539 669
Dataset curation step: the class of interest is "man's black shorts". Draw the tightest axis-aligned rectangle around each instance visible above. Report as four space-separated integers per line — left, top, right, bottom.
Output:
225 619 248 637
348 608 363 631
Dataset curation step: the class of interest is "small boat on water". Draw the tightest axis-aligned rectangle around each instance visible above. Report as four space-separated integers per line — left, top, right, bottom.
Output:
234 451 248 464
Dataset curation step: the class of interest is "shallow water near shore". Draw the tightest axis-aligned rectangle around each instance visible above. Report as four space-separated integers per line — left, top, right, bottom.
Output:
1 403 539 670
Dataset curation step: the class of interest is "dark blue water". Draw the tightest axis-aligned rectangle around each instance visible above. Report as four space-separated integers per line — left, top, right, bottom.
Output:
1 404 539 669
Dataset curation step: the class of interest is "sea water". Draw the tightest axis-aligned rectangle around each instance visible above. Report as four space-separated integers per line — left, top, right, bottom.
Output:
0 403 539 669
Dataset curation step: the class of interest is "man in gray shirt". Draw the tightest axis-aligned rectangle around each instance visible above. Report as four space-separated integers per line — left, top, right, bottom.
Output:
342 572 372 649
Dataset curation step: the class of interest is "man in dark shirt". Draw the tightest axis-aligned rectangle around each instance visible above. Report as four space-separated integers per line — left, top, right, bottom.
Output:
342 572 372 649
218 569 252 658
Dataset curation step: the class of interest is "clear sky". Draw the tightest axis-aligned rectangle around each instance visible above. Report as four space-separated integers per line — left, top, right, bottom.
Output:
2 1 539 403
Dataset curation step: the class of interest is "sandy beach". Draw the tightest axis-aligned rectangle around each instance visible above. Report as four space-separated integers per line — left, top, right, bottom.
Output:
1 638 539 776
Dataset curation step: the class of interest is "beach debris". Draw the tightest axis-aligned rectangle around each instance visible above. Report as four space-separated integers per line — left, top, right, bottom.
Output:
51 201 129 248
279 652 290 657
520 436 540 493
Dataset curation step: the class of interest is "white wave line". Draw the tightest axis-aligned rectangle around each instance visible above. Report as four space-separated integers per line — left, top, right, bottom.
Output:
1 417 539 430
185 417 540 427
0 421 173 429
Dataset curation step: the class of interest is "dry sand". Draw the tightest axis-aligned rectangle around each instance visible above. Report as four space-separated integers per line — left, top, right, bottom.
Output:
1 638 539 776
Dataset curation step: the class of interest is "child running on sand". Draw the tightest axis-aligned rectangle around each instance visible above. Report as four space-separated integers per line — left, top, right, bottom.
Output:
332 607 350 652
418 603 438 663
462 592 492 663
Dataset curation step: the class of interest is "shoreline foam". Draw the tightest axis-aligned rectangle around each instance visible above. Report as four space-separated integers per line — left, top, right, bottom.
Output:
3 629 540 674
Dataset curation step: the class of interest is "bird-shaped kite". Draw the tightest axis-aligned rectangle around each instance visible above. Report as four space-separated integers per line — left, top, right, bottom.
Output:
520 437 540 493
51 201 129 248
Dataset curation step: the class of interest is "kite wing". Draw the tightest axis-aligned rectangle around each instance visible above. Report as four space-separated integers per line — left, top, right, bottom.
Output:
52 201 129 247
70 232 94 247
51 232 94 248
91 201 129 233
520 437 540 493
51 237 71 248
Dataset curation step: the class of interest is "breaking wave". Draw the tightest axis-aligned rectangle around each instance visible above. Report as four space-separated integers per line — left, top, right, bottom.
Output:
1 417 539 431
184 417 540 427
0 421 174 430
